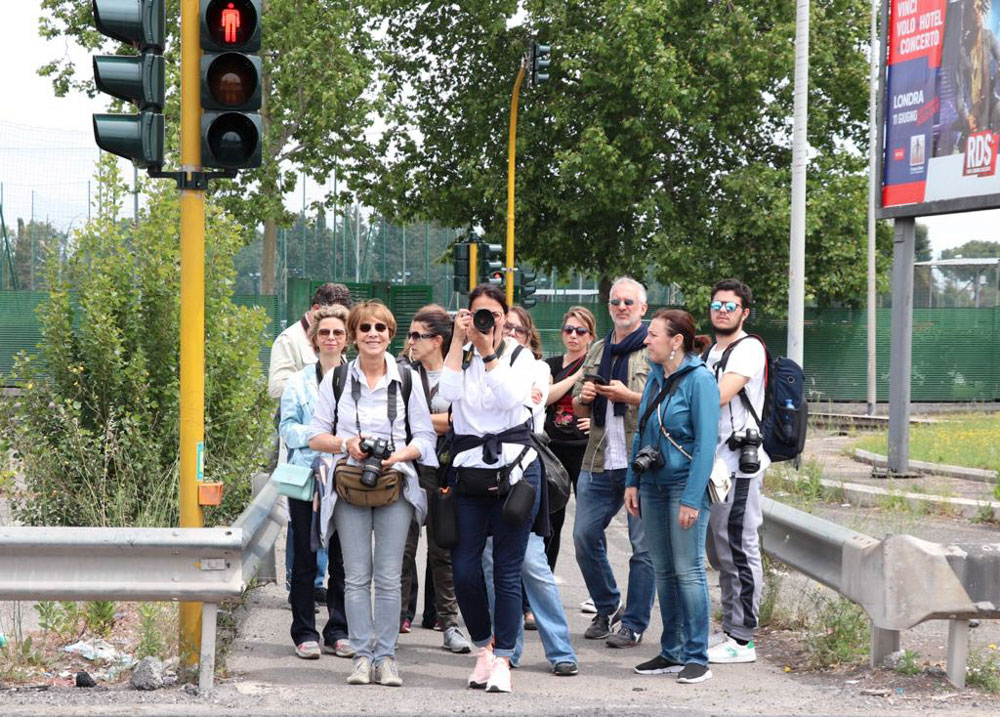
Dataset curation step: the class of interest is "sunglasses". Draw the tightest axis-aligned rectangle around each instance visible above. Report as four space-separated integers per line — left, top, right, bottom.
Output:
562 325 589 336
710 300 742 313
317 328 346 339
608 298 636 307
504 325 528 337
407 331 435 342
358 322 389 334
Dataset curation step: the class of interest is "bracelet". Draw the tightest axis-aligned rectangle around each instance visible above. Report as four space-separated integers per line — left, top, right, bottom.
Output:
481 352 499 363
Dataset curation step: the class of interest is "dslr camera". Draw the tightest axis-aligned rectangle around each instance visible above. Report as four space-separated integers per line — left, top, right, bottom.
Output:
727 428 762 473
359 436 392 487
630 445 664 476
472 308 495 334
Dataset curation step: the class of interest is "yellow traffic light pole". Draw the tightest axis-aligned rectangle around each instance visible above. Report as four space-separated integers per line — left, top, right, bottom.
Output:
179 0 206 669
505 63 526 306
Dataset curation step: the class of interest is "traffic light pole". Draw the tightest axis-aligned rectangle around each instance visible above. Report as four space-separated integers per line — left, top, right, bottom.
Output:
469 241 479 293
178 0 206 671
505 64 526 306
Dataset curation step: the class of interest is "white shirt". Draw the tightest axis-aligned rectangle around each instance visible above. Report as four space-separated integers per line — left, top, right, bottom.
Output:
307 353 438 521
706 331 770 475
268 316 315 400
438 337 538 482
530 359 551 435
602 403 629 471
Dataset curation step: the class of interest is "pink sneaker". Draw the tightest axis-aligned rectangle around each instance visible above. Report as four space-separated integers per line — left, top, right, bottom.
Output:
485 655 512 693
468 645 495 689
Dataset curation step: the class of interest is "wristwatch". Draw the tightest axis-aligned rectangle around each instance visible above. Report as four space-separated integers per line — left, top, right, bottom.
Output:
481 351 499 363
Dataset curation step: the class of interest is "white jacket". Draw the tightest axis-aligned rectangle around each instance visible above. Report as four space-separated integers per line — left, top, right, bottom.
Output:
267 315 316 400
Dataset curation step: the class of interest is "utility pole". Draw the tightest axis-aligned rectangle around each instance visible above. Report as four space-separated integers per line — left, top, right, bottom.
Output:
866 0 878 415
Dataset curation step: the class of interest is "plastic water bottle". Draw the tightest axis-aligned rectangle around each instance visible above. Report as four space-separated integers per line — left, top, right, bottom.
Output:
781 398 796 441
0 633 8 648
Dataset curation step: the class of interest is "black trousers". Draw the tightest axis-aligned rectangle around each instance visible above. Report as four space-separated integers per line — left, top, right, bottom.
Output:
288 496 348 646
543 440 586 571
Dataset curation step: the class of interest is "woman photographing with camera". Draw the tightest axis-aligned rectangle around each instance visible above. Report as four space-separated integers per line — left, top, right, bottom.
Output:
624 309 719 684
308 300 437 687
439 284 544 693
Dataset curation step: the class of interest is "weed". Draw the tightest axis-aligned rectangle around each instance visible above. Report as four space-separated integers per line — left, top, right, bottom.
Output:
135 603 166 660
966 643 1000 693
759 552 783 628
971 502 997 525
85 601 117 637
804 595 869 669
895 649 922 676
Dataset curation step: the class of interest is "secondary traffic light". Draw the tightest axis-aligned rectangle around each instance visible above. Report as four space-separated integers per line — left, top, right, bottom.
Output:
92 0 166 168
479 243 504 285
531 42 550 86
200 0 263 169
519 269 538 309
453 242 470 294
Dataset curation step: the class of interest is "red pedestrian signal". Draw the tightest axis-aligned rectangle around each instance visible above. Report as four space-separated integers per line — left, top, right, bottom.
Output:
203 0 259 49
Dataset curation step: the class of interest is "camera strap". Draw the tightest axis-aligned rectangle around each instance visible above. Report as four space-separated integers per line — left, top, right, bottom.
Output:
638 371 684 438
351 373 401 452
656 407 692 460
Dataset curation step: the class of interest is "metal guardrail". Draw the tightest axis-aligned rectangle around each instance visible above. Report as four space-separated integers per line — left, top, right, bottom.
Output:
761 497 1000 687
0 472 282 693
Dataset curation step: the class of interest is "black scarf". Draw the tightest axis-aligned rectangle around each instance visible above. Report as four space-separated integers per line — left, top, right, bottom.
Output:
592 323 648 427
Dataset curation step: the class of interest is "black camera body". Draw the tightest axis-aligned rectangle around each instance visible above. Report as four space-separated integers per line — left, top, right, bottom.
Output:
472 308 495 334
359 436 392 487
631 445 664 476
727 427 762 474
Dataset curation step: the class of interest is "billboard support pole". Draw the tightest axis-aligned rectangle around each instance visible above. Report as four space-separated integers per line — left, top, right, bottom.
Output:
866 0 879 416
887 216 915 474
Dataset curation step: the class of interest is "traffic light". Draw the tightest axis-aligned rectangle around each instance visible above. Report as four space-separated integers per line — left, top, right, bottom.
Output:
530 42 550 86
479 243 504 285
453 242 470 294
92 0 166 168
200 0 263 169
519 269 538 309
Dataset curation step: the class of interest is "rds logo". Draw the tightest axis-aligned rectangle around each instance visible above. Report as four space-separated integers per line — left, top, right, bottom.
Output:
963 131 998 177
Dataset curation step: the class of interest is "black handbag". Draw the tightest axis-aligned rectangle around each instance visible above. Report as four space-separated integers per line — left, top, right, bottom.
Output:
430 485 458 549
533 433 571 514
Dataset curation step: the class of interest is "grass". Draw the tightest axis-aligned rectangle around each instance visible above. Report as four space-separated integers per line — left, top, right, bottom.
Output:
803 595 870 669
764 458 845 512
967 642 1000 693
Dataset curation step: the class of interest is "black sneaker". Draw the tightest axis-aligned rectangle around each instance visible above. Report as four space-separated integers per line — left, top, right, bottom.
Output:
313 587 328 604
583 603 624 640
676 663 713 684
605 625 642 648
634 655 683 675
552 661 579 676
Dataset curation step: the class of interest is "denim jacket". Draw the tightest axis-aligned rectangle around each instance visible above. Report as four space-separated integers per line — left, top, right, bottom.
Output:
625 354 720 509
279 363 324 468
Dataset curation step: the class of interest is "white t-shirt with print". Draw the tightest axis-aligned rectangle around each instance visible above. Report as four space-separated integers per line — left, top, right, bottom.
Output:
706 332 770 475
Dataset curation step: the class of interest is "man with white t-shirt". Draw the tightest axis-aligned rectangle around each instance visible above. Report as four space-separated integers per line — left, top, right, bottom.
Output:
702 279 769 665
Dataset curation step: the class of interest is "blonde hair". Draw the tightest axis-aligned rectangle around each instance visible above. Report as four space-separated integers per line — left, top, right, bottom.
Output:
562 305 596 336
347 300 397 342
308 305 349 352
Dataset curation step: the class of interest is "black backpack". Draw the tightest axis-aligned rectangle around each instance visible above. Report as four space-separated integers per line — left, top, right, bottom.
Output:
703 335 807 464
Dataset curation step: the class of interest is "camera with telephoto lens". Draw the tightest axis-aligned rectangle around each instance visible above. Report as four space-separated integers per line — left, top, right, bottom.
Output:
472 308 495 334
359 437 392 487
630 445 665 476
727 428 762 473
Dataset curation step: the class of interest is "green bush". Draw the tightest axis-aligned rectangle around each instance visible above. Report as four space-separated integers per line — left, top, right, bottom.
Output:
1 156 270 527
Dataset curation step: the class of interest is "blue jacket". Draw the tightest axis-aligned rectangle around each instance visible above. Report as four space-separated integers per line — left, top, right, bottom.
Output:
625 354 720 509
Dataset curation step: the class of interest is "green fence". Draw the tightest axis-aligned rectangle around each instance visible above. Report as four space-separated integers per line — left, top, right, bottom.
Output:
3 290 997 402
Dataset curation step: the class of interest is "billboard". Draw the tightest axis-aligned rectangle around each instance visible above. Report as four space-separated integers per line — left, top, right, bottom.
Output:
878 0 1000 217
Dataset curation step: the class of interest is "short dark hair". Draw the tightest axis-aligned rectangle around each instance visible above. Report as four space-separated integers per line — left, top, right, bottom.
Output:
468 283 508 313
651 308 696 354
312 282 352 308
711 278 752 309
412 304 453 359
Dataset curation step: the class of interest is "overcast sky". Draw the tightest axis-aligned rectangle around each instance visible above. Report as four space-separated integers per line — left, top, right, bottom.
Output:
1 1 996 256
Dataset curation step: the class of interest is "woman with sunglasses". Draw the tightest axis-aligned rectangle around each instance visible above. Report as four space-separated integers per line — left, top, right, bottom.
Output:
484 305 579 677
439 284 545 693
308 300 437 687
542 306 596 571
280 305 351 660
398 305 473 655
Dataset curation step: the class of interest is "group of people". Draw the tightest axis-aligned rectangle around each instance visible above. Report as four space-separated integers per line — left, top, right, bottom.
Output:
267 275 770 691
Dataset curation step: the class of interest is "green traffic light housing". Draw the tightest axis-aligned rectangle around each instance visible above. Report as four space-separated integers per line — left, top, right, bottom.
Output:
479 243 504 273
453 242 470 294
91 0 166 167
531 42 550 86
201 112 262 169
519 269 538 308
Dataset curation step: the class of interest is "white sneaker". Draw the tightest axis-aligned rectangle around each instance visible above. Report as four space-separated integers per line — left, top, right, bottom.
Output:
468 646 495 688
373 656 402 687
443 626 472 654
707 637 756 664
347 656 372 684
580 597 597 614
485 656 512 693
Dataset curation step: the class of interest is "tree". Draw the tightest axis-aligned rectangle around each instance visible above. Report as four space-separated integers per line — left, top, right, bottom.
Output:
363 0 893 311
38 0 380 294
938 239 1000 307
915 222 932 262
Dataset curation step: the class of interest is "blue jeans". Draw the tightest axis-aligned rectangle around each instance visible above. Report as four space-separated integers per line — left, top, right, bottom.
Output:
573 469 655 633
483 533 577 667
640 481 711 666
451 460 541 659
